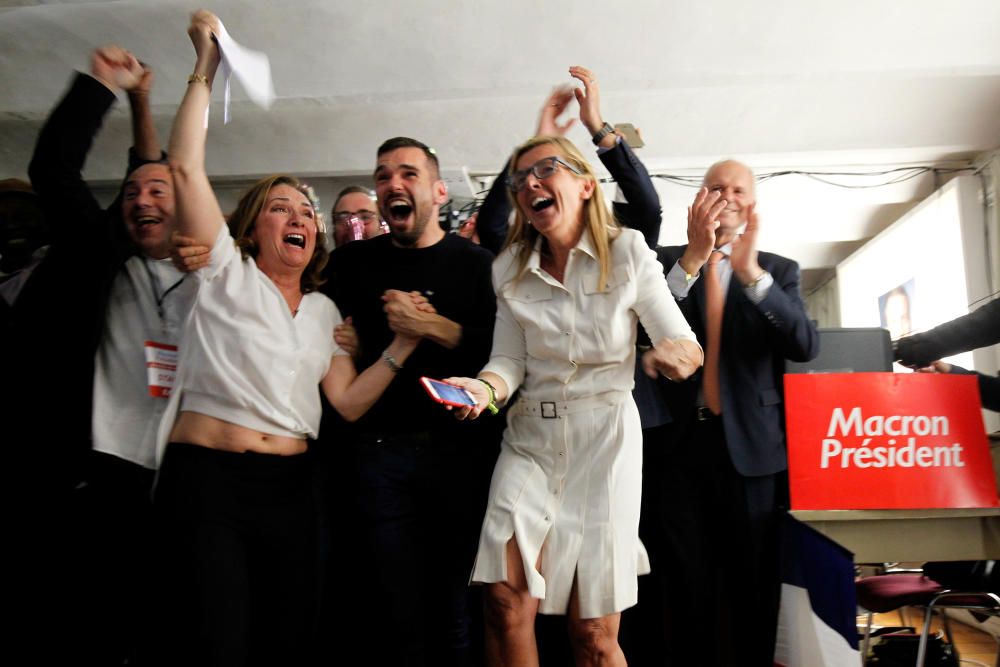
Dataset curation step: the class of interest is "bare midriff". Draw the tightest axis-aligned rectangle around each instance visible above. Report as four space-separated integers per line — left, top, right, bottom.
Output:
170 411 308 456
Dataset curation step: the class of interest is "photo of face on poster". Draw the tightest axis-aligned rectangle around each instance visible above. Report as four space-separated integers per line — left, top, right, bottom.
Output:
878 278 915 341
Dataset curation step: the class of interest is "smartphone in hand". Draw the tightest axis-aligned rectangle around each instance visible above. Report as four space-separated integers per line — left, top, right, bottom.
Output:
421 377 477 408
614 123 644 148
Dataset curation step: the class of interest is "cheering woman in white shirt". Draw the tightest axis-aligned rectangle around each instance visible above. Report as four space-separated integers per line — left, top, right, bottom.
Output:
155 11 422 664
446 122 702 665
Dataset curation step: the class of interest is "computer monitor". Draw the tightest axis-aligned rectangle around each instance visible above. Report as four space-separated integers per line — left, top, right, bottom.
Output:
785 327 892 373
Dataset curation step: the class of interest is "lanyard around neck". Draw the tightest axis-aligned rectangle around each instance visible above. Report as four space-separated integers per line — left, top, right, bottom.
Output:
142 258 186 321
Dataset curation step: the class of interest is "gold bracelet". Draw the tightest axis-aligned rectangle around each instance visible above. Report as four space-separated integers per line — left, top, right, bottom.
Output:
744 271 768 289
187 73 209 87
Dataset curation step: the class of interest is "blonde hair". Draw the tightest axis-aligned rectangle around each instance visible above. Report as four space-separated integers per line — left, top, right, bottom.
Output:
503 136 620 291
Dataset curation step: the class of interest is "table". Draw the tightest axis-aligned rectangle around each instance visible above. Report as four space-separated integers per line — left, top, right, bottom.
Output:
792 508 1000 562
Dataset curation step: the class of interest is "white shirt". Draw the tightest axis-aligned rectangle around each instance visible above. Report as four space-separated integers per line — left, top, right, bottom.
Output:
92 254 198 469
164 224 345 456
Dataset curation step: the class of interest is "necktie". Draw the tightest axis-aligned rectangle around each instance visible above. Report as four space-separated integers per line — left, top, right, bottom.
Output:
703 250 724 415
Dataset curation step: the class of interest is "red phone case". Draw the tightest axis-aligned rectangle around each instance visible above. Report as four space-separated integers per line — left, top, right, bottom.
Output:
420 377 476 408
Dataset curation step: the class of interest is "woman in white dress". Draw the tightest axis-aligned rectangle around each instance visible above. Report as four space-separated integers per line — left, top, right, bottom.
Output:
446 130 702 666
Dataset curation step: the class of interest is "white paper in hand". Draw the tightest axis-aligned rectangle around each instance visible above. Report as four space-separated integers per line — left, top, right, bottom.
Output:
212 20 275 124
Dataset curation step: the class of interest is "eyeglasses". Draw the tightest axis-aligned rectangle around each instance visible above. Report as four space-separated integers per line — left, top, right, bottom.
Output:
332 210 380 225
506 156 583 192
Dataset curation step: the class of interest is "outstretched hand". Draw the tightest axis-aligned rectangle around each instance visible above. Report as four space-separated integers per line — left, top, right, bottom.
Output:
535 86 577 137
91 45 144 93
915 360 952 374
187 9 221 67
678 187 727 276
440 377 491 420
568 65 605 137
129 64 155 98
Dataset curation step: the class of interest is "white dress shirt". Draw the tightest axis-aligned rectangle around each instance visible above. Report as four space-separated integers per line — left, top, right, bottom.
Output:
92 253 198 469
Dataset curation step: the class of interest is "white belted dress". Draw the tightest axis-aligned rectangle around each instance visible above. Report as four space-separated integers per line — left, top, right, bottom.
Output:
471 228 698 618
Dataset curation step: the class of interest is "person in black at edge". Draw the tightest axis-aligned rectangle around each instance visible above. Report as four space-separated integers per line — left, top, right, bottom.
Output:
8 44 178 665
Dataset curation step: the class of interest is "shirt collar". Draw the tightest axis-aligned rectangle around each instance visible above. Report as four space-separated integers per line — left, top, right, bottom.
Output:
575 228 600 261
715 240 734 258
527 227 601 268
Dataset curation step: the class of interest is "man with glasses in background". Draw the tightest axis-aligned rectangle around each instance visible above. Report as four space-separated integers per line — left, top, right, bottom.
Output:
331 185 387 247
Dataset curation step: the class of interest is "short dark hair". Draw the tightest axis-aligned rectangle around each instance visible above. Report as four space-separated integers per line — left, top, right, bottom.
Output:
376 137 440 177
332 185 375 212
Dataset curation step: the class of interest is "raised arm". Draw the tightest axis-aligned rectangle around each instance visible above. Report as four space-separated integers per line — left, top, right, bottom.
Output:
127 63 161 162
28 46 143 241
166 11 224 247
479 67 662 254
475 163 512 255
477 85 579 254
895 299 1000 367
569 65 661 248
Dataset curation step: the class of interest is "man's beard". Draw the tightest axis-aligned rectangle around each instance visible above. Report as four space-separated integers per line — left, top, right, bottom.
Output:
387 205 430 247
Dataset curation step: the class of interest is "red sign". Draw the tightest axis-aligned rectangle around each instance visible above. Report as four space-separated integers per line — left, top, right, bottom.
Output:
784 373 999 510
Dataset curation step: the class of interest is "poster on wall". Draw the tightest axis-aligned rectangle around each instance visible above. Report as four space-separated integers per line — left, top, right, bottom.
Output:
877 278 915 340
878 278 917 372
785 372 999 510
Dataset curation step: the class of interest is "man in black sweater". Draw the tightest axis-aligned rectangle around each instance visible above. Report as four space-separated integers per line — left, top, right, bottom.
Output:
320 137 498 667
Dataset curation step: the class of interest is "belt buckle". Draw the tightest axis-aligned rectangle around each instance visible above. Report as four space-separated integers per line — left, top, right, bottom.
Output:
696 406 716 421
540 401 558 419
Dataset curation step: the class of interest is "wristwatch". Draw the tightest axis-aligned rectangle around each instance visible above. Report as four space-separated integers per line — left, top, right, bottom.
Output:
592 122 615 145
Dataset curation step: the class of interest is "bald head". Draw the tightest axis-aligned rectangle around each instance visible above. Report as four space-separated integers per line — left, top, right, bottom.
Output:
703 159 755 196
703 159 756 239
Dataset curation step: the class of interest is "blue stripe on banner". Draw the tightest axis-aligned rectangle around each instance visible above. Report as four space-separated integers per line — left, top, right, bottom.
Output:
780 514 858 650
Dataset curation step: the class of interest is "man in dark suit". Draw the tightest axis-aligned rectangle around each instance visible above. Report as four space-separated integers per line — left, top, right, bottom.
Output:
894 298 1000 369
637 160 819 666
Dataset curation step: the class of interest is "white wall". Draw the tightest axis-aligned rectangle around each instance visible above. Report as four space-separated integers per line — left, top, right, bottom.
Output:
837 174 999 430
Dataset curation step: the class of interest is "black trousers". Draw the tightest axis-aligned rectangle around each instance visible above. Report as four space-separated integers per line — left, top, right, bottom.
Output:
354 431 492 667
153 443 317 667
77 451 158 665
623 418 785 667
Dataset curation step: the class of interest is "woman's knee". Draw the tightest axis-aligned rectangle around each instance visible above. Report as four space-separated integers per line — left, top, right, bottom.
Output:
568 617 619 662
483 582 535 634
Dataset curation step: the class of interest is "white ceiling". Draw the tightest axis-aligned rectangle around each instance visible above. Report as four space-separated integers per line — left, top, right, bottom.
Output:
3 0 1000 293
